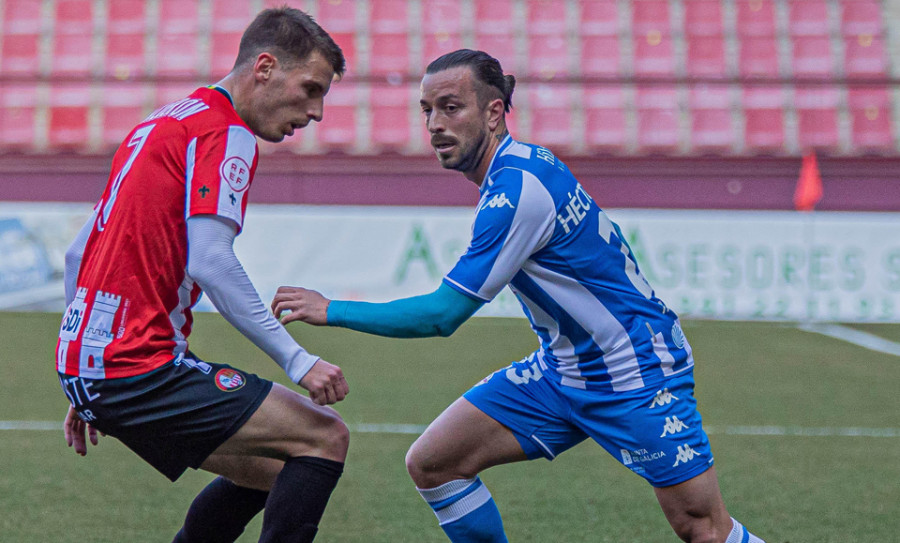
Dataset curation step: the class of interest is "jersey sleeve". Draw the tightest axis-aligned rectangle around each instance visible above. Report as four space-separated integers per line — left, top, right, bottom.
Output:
186 124 258 232
444 168 556 301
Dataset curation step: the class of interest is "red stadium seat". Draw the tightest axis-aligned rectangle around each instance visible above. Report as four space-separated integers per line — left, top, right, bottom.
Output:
104 0 146 80
528 84 575 152
48 84 93 150
579 0 619 36
735 0 776 36
423 32 463 66
210 32 243 78
474 33 518 74
684 0 723 36
315 0 357 34
329 32 358 76
101 83 150 150
0 84 38 148
847 88 894 151
690 86 734 152
686 35 727 78
526 0 568 35
843 34 888 77
369 85 412 151
790 35 834 76
527 35 570 81
632 0 671 35
370 33 411 76
794 87 840 152
787 0 830 36
422 0 463 64
840 0 883 35
583 87 627 152
209 1 255 77
635 86 680 152
107 0 145 33
53 0 96 77
211 0 254 32
474 0 514 36
738 35 780 77
1 0 43 75
156 0 200 76
632 31 675 76
742 87 785 152
316 82 361 152
580 35 620 77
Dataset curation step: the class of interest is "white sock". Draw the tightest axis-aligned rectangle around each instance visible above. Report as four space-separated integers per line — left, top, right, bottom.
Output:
725 517 766 543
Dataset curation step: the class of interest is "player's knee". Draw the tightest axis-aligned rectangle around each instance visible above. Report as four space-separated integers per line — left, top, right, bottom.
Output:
405 441 469 488
669 514 722 543
313 411 350 461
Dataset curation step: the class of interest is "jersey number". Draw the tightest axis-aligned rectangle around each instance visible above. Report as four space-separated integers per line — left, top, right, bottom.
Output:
597 210 654 299
96 124 155 232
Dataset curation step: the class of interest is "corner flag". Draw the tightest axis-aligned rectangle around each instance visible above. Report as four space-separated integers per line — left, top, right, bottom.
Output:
794 152 823 211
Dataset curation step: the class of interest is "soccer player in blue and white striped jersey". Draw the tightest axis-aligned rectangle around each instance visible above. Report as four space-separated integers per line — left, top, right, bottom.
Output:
273 49 765 543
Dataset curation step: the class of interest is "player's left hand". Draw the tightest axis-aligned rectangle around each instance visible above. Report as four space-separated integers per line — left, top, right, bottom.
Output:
271 286 330 326
63 405 100 456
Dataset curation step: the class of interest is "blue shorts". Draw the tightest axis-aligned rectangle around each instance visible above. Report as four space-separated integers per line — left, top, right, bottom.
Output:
463 355 713 488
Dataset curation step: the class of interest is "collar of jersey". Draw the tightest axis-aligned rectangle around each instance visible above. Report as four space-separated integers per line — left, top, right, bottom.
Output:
480 133 513 194
207 85 234 106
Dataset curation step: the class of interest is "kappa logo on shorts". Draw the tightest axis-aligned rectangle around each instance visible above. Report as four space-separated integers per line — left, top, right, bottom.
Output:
649 388 679 409
214 369 246 391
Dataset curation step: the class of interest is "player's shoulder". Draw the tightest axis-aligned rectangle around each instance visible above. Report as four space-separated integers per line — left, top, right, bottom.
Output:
145 87 252 136
491 137 570 183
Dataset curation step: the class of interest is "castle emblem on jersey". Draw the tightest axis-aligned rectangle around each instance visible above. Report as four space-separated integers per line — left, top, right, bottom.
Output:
672 444 700 467
660 416 690 437
215 369 246 391
198 185 210 198
480 192 514 211
221 156 250 192
649 388 679 409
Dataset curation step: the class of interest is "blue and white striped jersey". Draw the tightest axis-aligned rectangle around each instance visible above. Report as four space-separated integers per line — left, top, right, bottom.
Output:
444 135 694 393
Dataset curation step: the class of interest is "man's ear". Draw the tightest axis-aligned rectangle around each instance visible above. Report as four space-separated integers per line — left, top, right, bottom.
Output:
486 98 505 132
253 52 277 82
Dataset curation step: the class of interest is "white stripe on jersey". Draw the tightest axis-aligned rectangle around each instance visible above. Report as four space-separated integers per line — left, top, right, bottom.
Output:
167 275 195 358
522 263 645 392
215 125 256 229
476 169 555 300
515 289 583 381
184 137 197 221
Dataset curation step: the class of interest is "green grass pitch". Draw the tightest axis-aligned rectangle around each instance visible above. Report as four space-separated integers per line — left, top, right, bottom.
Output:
2 312 898 542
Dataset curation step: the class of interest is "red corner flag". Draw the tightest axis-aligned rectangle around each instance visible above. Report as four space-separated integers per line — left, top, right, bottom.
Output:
794 152 823 211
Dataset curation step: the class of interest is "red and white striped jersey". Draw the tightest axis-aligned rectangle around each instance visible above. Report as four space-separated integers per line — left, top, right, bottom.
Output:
56 87 259 378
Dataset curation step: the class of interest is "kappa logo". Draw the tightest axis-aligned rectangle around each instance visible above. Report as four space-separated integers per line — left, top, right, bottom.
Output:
480 192 514 211
672 444 700 467
649 388 679 409
660 416 690 438
215 369 246 391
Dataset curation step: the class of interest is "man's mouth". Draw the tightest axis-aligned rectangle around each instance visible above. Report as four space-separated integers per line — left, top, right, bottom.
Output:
432 140 456 153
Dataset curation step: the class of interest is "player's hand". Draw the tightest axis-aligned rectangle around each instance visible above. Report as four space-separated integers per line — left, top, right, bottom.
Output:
63 405 99 456
298 359 349 405
271 286 330 326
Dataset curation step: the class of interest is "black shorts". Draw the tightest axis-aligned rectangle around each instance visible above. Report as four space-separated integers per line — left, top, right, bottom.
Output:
58 355 273 481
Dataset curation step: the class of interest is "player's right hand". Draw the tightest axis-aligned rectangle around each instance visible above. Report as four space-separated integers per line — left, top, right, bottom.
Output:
63 405 99 456
298 359 349 405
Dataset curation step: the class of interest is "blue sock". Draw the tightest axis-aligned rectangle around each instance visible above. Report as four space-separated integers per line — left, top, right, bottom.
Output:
725 517 766 543
417 477 508 543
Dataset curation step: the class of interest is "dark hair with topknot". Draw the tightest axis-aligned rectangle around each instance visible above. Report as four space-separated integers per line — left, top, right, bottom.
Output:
235 6 345 76
426 49 516 112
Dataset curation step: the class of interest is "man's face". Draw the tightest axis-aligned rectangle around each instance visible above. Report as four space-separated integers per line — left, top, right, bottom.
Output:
249 50 335 143
420 67 490 174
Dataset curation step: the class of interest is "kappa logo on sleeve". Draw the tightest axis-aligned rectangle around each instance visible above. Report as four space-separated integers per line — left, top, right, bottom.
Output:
220 156 250 192
214 368 246 391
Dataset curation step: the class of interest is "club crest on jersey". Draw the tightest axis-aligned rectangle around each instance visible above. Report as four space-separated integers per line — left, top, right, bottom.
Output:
220 156 250 192
214 369 246 391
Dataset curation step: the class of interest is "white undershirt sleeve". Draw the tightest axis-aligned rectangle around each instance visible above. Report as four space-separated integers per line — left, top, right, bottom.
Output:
186 214 319 383
64 209 97 306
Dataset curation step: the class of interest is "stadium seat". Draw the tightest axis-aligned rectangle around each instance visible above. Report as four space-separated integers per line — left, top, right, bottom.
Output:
579 0 619 36
209 1 255 77
101 83 150 150
689 86 734 152
107 0 145 34
790 35 834 76
794 87 840 152
474 0 514 36
315 82 360 152
526 0 568 36
683 0 724 36
369 85 412 152
735 0 776 36
528 84 575 152
632 31 675 76
370 33 411 76
104 0 146 80
422 0 463 64
209 32 243 78
474 33 518 75
0 84 38 148
329 32 358 76
742 87 785 152
1 0 43 75
840 0 883 35
580 35 621 77
738 35 780 77
635 86 680 152
686 35 727 78
423 32 463 66
527 34 570 81
843 34 888 77
315 0 357 34
48 84 93 150
787 0 830 36
156 0 200 76
632 0 671 35
52 1 97 76
583 86 627 152
847 88 894 151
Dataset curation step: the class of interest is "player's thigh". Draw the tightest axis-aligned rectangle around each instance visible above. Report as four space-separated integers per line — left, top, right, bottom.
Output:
200 453 286 492
212 382 349 462
653 466 731 537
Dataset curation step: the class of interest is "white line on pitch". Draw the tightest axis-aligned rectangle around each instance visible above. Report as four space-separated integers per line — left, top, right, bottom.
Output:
797 323 900 357
3 421 898 438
